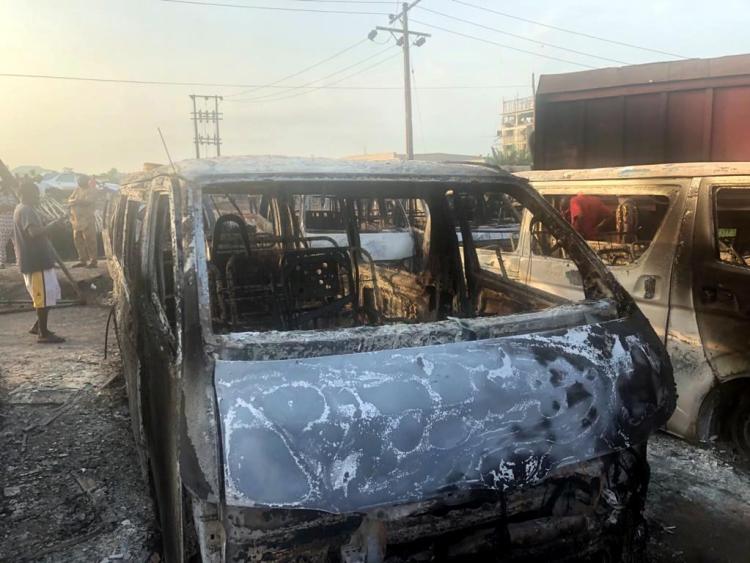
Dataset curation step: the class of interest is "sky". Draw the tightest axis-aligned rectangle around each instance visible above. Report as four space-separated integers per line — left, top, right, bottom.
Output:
1 0 749 173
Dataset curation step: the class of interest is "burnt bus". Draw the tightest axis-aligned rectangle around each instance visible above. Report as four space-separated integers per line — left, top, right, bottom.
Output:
104 156 675 562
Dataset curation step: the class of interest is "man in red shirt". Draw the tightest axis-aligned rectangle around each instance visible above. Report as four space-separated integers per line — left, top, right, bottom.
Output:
569 193 611 239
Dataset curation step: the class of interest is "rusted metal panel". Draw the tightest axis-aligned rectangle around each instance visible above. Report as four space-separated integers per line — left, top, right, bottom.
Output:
623 94 666 165
665 90 707 163
534 54 750 169
712 86 750 160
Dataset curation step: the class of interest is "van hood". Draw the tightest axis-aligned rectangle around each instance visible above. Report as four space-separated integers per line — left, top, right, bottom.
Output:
215 316 674 513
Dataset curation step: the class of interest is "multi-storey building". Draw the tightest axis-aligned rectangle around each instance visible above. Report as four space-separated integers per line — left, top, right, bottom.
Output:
498 96 534 155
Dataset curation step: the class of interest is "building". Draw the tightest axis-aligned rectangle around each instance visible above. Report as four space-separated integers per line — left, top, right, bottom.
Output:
498 96 534 155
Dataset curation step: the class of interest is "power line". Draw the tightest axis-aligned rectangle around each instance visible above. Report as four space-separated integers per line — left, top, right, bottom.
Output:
0 71 525 90
418 6 629 65
283 1 395 3
410 19 597 69
0 72 289 88
243 50 402 104
226 38 368 98
452 0 687 59
232 44 396 102
160 0 388 15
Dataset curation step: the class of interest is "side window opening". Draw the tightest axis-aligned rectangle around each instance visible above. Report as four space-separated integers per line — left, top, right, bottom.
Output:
450 191 575 316
111 196 127 260
123 199 145 282
715 187 750 268
451 191 523 278
535 193 670 266
153 194 177 333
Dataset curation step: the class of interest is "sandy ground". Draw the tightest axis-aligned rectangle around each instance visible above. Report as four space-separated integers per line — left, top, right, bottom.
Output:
1 265 749 561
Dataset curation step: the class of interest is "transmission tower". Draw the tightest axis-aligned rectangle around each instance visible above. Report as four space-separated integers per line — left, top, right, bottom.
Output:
189 94 223 158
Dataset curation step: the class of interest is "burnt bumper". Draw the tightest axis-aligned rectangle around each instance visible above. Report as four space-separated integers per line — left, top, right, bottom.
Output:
220 446 649 562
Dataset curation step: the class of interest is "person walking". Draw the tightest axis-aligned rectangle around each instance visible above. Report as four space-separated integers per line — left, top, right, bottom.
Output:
14 181 65 343
0 181 17 268
68 175 99 268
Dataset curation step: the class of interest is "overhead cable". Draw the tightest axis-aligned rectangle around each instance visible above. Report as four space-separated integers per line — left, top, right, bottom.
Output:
410 19 597 68
240 50 402 103
160 0 388 15
418 6 629 65
226 38 369 98
0 71 526 91
452 0 687 59
231 44 396 101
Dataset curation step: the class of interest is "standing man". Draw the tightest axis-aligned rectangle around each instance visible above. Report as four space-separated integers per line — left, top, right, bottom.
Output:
68 174 99 268
0 180 17 268
14 181 65 343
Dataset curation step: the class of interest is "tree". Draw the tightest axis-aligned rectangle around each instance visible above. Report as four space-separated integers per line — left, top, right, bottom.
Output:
99 168 121 183
485 146 532 167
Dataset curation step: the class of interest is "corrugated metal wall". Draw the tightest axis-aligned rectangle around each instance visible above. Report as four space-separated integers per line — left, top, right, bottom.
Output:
534 83 750 169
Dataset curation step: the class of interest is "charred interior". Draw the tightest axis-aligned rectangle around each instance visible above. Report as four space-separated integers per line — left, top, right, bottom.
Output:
202 182 594 334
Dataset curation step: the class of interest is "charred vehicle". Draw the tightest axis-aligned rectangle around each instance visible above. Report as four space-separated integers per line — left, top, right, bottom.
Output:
519 164 750 457
104 157 675 562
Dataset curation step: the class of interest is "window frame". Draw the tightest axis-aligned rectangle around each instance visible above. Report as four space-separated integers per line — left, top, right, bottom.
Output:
712 184 750 270
144 183 181 342
123 199 145 282
110 195 128 261
530 185 677 269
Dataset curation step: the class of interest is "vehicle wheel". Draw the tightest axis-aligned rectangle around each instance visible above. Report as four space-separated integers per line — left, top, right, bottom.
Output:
729 394 750 458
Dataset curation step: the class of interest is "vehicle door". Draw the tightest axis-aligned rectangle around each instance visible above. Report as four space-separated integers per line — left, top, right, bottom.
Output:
693 178 750 381
137 179 185 562
521 183 680 342
106 194 150 473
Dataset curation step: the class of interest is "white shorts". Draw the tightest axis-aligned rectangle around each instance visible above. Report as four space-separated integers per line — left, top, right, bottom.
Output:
23 269 61 309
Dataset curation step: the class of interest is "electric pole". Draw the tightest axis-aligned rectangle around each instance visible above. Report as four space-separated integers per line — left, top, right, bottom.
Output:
189 94 224 159
370 1 430 160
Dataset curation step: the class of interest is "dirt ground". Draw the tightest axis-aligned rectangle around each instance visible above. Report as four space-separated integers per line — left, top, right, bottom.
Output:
1 265 749 562
0 266 157 562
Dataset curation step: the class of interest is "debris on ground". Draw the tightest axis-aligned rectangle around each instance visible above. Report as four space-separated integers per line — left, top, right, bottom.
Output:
647 432 750 562
1 265 750 561
0 273 157 562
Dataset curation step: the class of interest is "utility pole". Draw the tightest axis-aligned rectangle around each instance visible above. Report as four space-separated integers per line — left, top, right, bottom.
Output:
401 4 414 160
370 1 429 160
189 94 224 159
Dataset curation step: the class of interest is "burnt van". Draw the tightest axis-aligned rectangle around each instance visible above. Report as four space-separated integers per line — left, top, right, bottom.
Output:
104 156 675 562
519 164 750 456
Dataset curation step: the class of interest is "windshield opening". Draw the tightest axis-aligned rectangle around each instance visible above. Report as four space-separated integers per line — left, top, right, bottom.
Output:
201 184 602 334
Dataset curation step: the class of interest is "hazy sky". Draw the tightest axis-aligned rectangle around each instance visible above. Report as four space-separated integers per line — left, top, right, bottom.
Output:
1 0 748 173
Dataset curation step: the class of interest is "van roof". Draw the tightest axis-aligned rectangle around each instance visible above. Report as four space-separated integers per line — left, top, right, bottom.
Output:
518 162 750 182
121 155 514 188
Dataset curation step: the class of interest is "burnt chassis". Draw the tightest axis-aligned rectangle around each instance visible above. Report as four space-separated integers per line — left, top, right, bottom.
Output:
107 159 675 562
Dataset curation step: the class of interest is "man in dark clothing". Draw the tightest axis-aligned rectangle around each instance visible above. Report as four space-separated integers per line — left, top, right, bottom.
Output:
13 181 66 343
